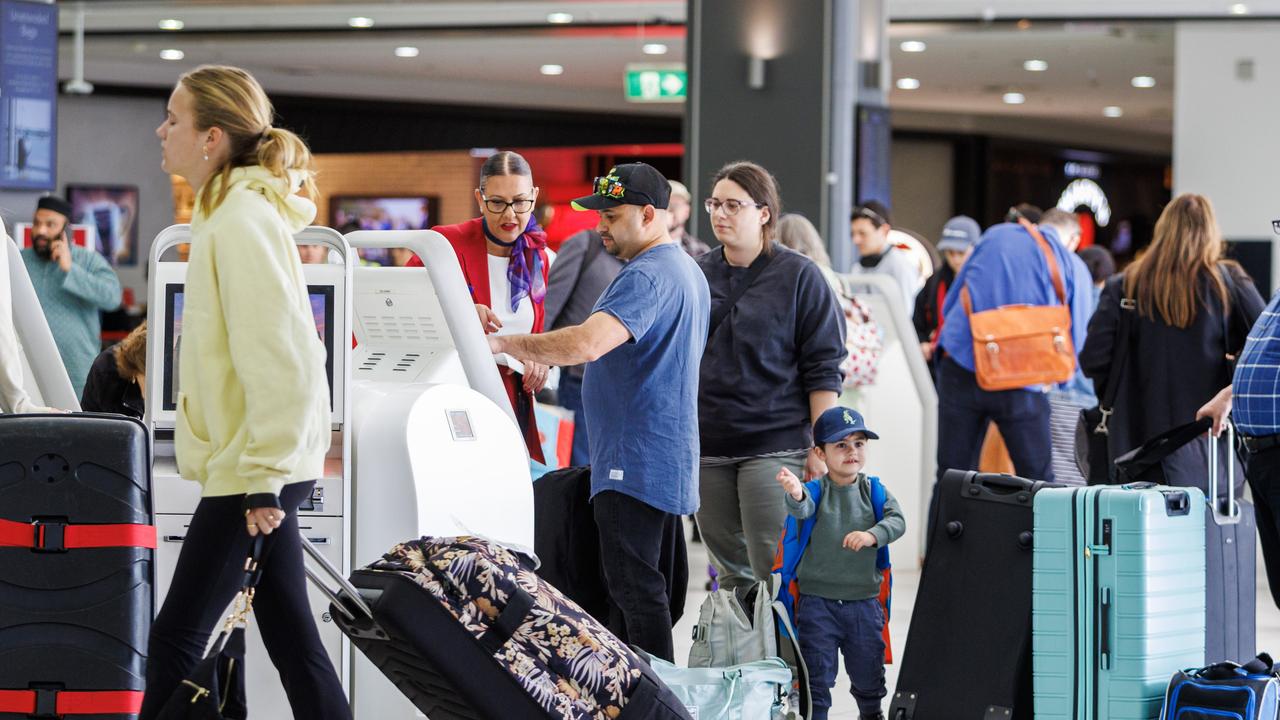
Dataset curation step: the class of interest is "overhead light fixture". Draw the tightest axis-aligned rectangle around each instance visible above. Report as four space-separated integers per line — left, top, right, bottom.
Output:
642 43 669 56
1103 106 1124 117
546 12 573 24
159 48 185 61
1231 3 1250 14
1024 59 1048 72
158 18 184 31
1003 92 1026 104
348 16 375 28
395 46 420 58
900 40 927 53
540 64 564 76
748 56 767 90
1131 75 1156 88
896 77 921 90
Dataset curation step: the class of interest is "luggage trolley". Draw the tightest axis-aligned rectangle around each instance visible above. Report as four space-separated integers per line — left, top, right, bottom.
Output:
144 224 355 719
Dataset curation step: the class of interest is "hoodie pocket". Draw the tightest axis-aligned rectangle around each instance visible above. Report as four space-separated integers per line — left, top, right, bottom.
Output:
174 391 211 481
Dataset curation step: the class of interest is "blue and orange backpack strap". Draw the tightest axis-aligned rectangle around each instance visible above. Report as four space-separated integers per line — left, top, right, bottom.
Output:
771 478 824 627
868 475 893 664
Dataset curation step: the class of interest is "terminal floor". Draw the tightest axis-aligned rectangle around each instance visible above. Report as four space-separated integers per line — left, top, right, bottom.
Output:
671 522 1280 719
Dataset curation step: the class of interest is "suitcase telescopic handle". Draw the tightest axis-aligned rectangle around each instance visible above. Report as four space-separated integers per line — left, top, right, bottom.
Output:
300 536 374 622
1207 421 1241 525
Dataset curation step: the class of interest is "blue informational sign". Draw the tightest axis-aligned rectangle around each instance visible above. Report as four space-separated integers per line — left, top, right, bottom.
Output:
0 0 56 191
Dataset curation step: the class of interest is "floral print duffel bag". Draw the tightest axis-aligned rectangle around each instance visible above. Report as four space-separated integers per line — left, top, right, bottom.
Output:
367 536 692 720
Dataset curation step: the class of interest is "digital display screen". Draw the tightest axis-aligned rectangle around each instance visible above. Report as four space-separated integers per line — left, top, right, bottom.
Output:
162 284 335 412
447 410 476 441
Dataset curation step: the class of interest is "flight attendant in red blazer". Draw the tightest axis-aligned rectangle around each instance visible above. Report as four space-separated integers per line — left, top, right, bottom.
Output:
409 150 551 461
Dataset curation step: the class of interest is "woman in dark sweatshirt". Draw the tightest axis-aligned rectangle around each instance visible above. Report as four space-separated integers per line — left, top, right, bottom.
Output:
695 161 847 592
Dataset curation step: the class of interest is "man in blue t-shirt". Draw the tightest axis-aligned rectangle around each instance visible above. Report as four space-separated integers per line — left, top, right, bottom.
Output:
488 163 710 660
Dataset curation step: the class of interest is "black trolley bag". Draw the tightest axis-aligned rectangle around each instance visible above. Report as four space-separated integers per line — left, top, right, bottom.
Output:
302 534 692 720
0 414 155 719
889 470 1057 720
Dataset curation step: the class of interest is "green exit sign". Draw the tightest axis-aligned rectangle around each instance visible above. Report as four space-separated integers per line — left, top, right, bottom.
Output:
625 64 687 103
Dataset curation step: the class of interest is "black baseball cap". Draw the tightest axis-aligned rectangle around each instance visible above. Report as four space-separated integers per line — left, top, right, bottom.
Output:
572 163 671 211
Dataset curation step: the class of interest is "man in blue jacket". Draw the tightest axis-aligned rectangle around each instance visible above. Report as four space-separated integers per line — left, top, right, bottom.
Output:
934 220 1092 483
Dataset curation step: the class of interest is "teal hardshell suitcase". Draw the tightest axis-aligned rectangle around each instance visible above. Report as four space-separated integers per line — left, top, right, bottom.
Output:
1033 484 1206 720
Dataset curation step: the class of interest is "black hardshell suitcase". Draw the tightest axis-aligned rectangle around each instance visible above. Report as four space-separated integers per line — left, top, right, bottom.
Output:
303 536 692 720
0 414 154 719
890 470 1057 720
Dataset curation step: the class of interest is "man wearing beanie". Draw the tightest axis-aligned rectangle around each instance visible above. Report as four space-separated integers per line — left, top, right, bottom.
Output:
20 195 121 397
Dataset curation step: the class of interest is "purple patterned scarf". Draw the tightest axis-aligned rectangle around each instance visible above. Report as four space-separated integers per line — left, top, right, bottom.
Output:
482 217 547 313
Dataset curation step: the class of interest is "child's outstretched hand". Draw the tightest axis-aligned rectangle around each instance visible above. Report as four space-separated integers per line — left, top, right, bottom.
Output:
843 531 877 551
776 467 805 501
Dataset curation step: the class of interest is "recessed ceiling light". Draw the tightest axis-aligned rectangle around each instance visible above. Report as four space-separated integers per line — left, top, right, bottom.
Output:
159 48 185 61
157 18 184 31
540 64 564 76
896 77 921 90
642 43 669 55
348 16 374 28
547 12 573 24
1131 75 1156 88
900 41 927 53
1024 59 1048 72
1003 92 1026 104
1103 106 1124 117
1231 3 1250 14
394 46 419 58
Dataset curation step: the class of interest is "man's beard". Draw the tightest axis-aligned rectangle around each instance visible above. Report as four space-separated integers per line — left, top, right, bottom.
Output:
31 235 52 260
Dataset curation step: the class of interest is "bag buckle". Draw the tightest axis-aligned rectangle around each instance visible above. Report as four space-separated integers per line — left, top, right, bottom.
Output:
31 520 66 553
1094 407 1112 436
32 688 58 718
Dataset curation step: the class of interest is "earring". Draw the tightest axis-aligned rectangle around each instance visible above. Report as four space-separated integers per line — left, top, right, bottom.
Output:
202 145 209 161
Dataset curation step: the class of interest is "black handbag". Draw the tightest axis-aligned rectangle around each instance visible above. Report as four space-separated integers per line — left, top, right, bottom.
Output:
1111 417 1213 485
154 536 264 720
1076 294 1135 483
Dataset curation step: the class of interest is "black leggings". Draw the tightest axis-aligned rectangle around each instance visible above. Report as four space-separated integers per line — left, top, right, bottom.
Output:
139 481 350 720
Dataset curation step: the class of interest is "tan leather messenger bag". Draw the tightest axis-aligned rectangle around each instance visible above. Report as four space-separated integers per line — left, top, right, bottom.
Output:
960 220 1075 391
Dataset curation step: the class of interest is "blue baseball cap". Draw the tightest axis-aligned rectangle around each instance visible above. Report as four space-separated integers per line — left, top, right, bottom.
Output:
813 406 879 444
937 215 981 253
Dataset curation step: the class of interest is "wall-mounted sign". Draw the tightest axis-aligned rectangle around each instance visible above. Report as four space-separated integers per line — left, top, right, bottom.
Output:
624 64 686 103
1057 178 1112 227
0 0 57 191
1064 161 1101 180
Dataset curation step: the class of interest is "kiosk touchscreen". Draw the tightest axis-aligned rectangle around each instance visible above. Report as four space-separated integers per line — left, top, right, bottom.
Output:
145 225 353 720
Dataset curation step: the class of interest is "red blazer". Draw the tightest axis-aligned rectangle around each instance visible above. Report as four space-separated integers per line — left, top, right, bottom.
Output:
408 218 550 331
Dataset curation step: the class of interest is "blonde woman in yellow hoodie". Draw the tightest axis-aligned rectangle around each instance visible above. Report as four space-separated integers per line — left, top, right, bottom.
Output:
140 66 349 719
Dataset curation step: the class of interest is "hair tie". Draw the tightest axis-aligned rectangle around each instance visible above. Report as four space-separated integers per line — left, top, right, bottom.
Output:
258 126 273 142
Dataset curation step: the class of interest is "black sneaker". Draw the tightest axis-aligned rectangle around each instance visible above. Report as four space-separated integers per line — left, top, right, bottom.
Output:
859 713 885 720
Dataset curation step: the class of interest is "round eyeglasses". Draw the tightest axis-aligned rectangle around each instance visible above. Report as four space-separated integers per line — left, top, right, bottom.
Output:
705 198 765 216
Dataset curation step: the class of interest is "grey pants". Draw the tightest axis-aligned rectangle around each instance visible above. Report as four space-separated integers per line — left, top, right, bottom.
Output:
696 452 807 592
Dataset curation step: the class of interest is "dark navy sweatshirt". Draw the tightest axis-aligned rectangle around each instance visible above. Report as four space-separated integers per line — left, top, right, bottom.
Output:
696 244 847 457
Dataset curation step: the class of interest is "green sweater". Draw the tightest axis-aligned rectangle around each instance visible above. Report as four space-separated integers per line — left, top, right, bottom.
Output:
21 245 121 397
784 474 905 601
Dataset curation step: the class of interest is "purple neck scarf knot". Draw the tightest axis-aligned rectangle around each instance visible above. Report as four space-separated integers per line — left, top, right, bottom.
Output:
482 217 547 313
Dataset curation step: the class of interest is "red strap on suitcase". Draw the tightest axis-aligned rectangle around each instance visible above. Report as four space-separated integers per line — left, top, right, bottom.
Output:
0 689 144 715
0 518 157 550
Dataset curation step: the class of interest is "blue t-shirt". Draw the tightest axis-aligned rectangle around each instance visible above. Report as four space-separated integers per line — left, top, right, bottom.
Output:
582 242 710 515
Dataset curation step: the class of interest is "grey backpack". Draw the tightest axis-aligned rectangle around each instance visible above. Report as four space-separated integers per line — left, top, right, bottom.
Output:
688 577 810 719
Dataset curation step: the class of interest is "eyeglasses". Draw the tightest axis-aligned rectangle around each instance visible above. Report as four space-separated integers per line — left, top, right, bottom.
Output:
480 194 535 214
705 198 765 216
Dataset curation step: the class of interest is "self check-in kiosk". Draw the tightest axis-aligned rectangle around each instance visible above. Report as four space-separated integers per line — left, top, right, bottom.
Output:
145 225 354 720
3 233 79 411
343 229 534 719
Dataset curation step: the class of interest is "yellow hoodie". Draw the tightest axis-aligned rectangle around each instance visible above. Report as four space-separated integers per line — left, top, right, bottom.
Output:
175 166 330 498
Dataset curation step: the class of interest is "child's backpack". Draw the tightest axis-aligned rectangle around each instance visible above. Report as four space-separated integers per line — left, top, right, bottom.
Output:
1161 653 1280 720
